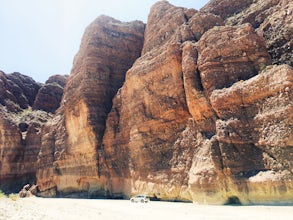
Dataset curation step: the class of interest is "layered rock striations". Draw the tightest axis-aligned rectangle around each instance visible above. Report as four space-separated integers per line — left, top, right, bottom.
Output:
37 0 293 204
33 75 68 113
0 70 70 194
36 16 145 197
100 1 224 200
0 71 57 193
0 71 40 112
209 64 293 204
1 0 293 204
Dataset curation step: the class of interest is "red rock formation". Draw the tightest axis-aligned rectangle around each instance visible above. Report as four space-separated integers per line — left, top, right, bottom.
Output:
1 1 292 205
101 1 224 200
0 109 24 193
197 23 272 96
36 15 145 197
201 0 253 19
206 0 293 66
0 71 40 112
257 0 293 66
142 1 197 54
0 107 51 193
46 74 68 87
208 64 293 204
0 71 63 194
33 75 68 113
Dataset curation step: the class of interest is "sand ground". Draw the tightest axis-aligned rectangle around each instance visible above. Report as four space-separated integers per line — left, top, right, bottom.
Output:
1 197 293 220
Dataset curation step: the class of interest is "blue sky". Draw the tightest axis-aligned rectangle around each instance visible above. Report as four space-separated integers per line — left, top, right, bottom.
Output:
0 0 209 83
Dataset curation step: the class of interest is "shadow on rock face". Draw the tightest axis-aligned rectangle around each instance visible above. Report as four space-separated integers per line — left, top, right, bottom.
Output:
224 196 242 205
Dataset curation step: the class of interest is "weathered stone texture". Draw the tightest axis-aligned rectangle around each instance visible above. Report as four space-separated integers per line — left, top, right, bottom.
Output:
0 107 52 193
1 1 292 204
36 15 145 197
217 0 292 66
201 0 254 19
0 71 63 194
33 75 67 113
197 23 272 96
0 71 40 112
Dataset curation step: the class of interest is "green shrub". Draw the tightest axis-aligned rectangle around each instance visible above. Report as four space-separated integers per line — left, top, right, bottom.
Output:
0 189 7 198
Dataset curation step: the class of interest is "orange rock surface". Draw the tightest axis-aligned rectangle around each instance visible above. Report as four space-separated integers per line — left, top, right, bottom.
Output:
36 15 145 197
1 1 292 204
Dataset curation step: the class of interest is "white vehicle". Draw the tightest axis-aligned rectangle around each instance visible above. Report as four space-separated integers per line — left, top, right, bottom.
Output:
130 195 150 203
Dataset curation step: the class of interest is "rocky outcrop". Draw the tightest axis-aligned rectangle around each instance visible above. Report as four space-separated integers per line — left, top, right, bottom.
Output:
208 64 293 204
256 0 292 66
0 71 40 112
45 74 68 87
0 106 52 193
36 15 145 197
142 1 197 54
1 1 292 205
35 1 293 204
201 0 254 19
197 23 271 96
97 1 227 200
206 0 293 66
0 71 64 194
33 75 68 113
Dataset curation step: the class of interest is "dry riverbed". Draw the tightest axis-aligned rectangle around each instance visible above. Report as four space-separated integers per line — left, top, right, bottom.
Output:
1 197 293 220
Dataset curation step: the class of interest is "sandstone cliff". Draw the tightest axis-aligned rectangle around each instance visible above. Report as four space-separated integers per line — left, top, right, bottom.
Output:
1 0 292 205
0 72 66 193
99 1 292 204
36 16 145 197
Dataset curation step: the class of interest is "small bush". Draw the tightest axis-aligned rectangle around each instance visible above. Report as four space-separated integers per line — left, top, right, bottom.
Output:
0 189 7 198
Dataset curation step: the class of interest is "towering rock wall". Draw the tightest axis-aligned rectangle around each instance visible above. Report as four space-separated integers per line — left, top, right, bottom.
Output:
100 1 293 204
100 1 224 200
0 72 56 193
35 0 292 204
0 71 67 193
0 110 25 193
36 16 145 197
1 0 292 204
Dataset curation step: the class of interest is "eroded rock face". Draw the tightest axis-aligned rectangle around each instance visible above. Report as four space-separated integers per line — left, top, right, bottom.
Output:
197 23 272 96
33 75 68 113
0 106 52 193
215 0 292 66
0 110 24 193
209 64 293 204
201 0 254 19
36 15 145 197
35 1 292 204
46 74 68 87
1 1 292 204
0 71 40 112
0 71 64 194
257 0 293 66
142 1 197 54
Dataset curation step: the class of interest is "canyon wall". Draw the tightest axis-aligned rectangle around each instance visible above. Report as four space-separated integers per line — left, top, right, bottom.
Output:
36 16 145 197
99 1 293 204
0 73 67 193
0 72 67 193
1 0 292 204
